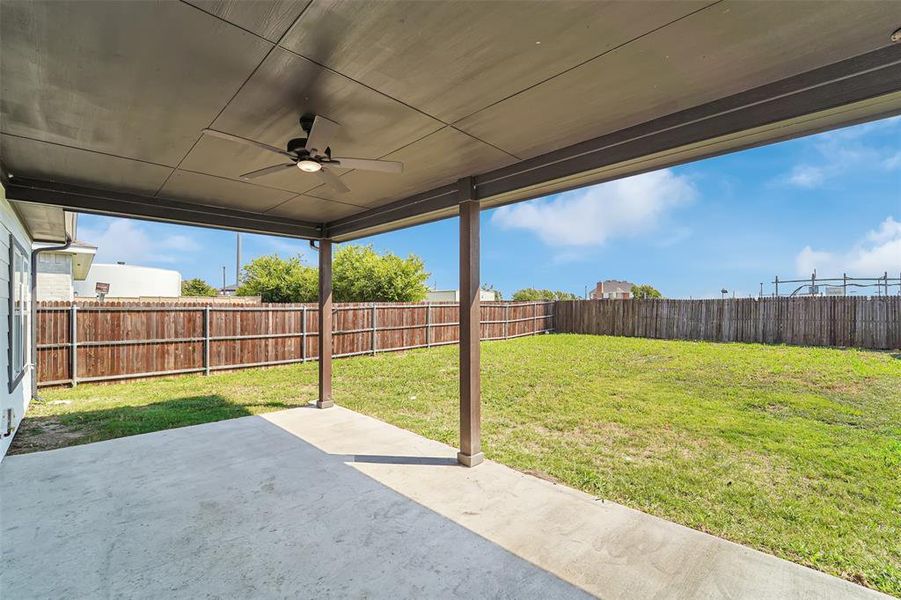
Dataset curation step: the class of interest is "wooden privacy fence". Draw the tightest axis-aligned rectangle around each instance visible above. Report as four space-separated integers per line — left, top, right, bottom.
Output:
556 297 901 350
36 301 555 386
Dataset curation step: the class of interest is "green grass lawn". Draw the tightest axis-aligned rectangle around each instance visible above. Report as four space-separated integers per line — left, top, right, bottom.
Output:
15 335 901 595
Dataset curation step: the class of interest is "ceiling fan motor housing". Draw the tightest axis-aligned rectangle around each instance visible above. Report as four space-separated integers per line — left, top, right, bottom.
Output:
287 137 308 156
299 113 316 134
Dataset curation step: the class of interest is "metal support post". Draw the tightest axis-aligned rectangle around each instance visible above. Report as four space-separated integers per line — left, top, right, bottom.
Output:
203 306 210 375
70 304 78 387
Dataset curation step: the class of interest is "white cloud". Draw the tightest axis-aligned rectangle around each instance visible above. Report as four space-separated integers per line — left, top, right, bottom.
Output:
867 217 901 244
490 169 696 246
882 151 901 171
781 116 901 188
78 219 200 265
794 217 901 276
787 165 826 188
261 236 308 260
795 247 835 276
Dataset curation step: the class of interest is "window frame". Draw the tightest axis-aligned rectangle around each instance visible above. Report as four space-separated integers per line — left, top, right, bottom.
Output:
8 234 29 393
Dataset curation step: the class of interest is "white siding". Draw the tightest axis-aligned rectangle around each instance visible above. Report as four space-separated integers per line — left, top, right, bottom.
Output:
0 184 33 461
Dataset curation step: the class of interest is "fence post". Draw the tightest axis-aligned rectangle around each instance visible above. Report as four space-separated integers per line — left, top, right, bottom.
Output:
504 303 509 339
70 304 78 387
301 306 307 362
203 306 210 376
533 302 538 335
544 300 559 333
425 304 431 348
371 303 378 355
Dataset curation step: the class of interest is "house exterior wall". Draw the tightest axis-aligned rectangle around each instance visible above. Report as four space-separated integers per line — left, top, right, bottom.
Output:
74 264 181 298
0 184 33 461
36 252 74 301
589 280 635 300
426 290 459 302
593 291 631 300
425 289 499 302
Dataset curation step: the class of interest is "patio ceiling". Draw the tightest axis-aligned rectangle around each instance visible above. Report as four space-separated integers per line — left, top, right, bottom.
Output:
1 1 900 241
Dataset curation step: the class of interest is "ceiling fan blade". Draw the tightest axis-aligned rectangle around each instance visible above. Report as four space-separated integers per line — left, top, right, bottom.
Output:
330 157 403 174
316 166 350 193
202 129 293 158
305 115 339 153
240 164 296 180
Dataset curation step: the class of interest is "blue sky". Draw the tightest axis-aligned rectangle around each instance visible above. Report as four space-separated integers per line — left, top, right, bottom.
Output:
79 116 900 299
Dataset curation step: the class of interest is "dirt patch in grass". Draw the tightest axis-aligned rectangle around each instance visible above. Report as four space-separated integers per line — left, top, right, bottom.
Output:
521 468 565 486
9 416 88 455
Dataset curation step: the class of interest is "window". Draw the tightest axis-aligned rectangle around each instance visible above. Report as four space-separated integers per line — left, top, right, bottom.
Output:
8 235 30 392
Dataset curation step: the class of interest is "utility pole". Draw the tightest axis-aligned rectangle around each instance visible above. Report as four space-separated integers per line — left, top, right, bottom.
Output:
235 232 242 287
222 266 226 291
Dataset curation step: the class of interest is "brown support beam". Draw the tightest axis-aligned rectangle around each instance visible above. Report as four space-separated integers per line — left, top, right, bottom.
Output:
6 177 322 239
316 240 334 408
457 178 483 467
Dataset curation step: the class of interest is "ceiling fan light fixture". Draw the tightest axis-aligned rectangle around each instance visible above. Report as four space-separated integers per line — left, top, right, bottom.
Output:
208 115 403 193
297 159 322 173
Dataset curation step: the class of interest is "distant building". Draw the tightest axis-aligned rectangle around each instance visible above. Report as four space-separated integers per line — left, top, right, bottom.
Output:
74 263 181 299
426 289 499 302
35 240 97 301
589 280 635 300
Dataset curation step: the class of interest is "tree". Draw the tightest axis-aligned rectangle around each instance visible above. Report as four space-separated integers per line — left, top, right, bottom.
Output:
631 284 663 299
511 288 579 301
181 278 218 297
333 245 429 302
235 245 430 303
237 255 317 302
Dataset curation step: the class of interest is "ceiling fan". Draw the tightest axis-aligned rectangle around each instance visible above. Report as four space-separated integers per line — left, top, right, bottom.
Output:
202 114 403 193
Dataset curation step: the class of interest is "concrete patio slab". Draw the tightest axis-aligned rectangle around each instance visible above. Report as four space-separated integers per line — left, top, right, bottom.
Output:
1 405 889 599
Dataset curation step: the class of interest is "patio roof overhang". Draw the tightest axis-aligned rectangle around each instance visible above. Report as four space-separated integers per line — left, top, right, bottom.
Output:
1 1 899 242
3 1 900 468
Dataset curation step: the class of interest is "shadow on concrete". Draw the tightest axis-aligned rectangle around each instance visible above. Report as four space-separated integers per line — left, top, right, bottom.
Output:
1 413 592 599
348 454 459 466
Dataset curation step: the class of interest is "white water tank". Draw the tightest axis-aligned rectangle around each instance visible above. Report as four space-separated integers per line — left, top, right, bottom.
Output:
73 263 182 298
